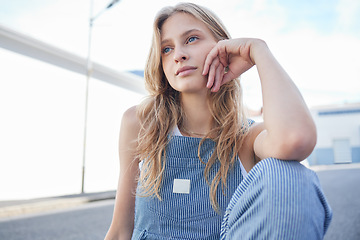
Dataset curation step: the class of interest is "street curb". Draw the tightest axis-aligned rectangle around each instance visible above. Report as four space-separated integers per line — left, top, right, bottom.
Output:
310 163 360 172
0 198 88 218
0 192 115 219
1 163 359 220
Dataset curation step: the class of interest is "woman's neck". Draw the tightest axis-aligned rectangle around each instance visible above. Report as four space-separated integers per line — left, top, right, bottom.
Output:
180 92 213 136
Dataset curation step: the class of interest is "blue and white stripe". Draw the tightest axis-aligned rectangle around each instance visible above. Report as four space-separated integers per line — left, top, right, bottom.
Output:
132 136 243 239
132 137 332 239
221 157 332 240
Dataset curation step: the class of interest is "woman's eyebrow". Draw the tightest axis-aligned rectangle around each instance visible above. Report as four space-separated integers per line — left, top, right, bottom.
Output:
161 28 202 46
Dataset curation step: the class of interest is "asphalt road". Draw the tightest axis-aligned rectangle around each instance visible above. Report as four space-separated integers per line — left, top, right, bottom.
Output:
0 200 114 240
318 168 360 240
0 167 359 240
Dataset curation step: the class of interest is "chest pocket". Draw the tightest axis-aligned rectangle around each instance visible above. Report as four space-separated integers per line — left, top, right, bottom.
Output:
147 164 218 221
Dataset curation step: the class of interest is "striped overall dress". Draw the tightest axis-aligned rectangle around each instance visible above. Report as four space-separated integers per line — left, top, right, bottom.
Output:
132 135 332 239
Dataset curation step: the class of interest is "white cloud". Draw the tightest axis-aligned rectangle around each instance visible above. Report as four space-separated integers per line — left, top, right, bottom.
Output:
335 0 360 32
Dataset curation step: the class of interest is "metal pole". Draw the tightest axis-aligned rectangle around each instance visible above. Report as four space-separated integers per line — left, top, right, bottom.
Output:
81 0 94 194
81 0 121 194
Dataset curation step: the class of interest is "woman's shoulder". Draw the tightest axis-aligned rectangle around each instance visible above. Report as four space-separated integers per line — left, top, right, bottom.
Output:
246 121 264 145
239 120 265 168
123 105 138 121
248 120 264 133
121 105 141 138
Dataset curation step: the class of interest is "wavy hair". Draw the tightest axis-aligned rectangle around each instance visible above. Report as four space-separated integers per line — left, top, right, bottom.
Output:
136 2 249 211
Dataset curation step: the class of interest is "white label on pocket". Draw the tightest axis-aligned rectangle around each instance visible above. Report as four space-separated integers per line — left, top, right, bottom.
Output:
173 179 191 194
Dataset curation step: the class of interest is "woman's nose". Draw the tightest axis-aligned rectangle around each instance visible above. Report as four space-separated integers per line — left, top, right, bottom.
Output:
173 47 188 62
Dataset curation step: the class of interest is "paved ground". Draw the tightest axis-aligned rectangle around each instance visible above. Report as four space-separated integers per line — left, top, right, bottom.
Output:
0 191 116 219
0 200 114 240
317 167 360 240
0 164 359 239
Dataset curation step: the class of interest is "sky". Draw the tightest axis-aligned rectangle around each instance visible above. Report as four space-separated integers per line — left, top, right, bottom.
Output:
1 0 360 109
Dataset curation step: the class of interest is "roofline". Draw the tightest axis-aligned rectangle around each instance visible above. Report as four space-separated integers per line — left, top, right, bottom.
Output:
311 102 360 111
0 24 146 95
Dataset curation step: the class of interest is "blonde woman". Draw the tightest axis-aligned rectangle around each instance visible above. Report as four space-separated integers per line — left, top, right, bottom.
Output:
105 3 332 240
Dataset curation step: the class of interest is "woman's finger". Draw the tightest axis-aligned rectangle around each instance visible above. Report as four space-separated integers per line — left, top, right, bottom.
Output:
203 44 221 76
203 40 230 75
222 70 236 85
206 57 221 89
211 63 225 92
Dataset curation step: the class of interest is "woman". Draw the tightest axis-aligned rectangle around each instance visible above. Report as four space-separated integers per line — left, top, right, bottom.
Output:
105 3 332 239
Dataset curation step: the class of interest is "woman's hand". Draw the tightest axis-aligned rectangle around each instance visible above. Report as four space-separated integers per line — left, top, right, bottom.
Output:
202 38 266 92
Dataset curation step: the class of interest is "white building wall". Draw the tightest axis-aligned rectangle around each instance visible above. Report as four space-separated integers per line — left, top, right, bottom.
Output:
0 48 144 200
312 111 360 148
309 104 360 165
0 25 147 200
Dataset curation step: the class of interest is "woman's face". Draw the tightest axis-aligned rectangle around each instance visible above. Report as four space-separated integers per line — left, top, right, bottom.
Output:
160 12 218 94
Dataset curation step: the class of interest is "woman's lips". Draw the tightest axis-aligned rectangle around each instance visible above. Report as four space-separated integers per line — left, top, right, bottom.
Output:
175 66 198 76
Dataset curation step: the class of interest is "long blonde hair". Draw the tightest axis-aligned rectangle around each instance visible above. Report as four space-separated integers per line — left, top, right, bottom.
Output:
136 2 249 211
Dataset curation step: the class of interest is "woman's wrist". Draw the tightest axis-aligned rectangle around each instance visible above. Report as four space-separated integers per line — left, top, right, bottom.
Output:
249 39 269 64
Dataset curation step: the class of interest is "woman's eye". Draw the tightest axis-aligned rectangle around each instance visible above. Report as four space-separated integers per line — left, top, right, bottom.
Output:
162 47 171 54
187 36 198 43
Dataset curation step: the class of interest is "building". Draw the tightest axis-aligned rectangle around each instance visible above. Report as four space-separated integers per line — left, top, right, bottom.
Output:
0 24 146 200
308 103 360 165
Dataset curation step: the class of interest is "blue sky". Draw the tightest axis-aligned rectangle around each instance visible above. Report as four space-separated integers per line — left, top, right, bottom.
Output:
277 0 338 32
1 0 360 108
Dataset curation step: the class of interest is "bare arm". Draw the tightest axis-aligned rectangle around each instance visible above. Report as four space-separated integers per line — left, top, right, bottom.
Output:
105 106 140 240
203 38 316 161
250 40 316 161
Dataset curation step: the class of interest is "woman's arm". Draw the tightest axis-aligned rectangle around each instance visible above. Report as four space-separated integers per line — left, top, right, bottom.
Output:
250 40 316 161
203 38 316 161
105 106 140 240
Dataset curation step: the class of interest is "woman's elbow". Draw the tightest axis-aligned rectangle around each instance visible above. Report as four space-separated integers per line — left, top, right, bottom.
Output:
280 126 317 161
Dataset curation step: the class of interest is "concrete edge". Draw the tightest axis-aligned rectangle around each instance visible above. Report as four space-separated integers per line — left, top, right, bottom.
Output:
0 192 116 219
0 198 88 219
2 163 359 219
310 163 360 172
